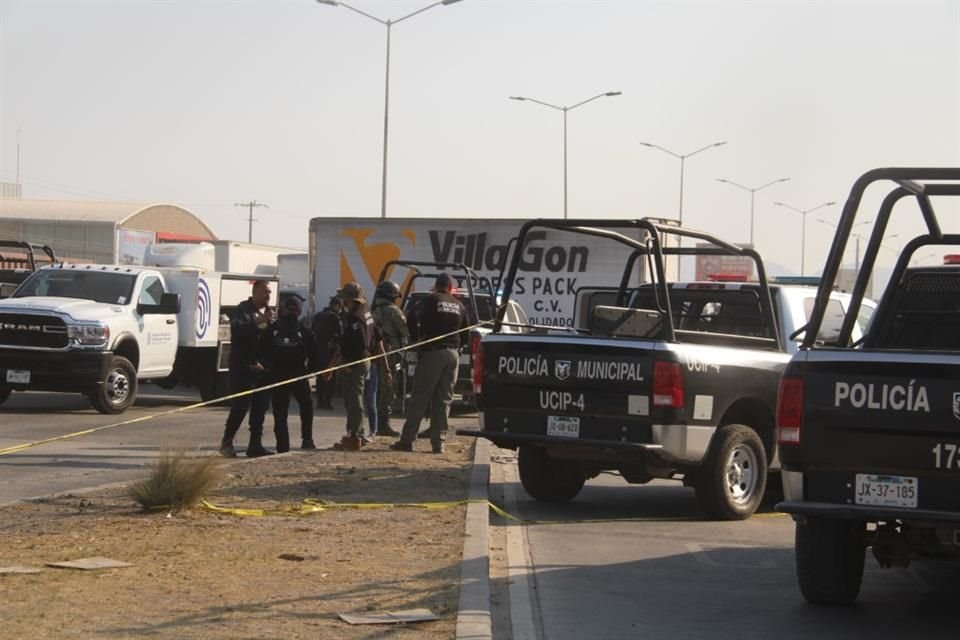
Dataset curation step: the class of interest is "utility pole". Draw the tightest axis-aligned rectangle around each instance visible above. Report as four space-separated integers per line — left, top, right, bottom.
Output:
234 201 268 244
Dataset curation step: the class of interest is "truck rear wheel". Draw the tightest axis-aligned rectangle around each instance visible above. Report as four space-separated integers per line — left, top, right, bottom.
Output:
518 445 585 502
0 385 11 406
695 424 767 520
795 517 865 605
198 372 230 405
89 356 137 414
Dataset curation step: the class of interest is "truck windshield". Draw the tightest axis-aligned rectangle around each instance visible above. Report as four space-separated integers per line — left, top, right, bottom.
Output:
14 270 137 305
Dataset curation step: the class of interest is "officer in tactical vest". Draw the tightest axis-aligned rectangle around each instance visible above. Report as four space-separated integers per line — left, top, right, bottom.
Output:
329 282 380 451
260 295 319 453
371 280 409 437
390 273 467 454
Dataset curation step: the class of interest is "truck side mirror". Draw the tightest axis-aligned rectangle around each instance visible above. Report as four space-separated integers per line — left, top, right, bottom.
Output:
159 292 181 314
0 282 16 299
137 292 181 315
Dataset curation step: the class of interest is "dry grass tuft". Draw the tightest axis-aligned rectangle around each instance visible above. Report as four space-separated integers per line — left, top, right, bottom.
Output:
128 449 225 511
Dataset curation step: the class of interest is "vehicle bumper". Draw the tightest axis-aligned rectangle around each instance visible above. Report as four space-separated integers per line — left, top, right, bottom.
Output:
460 411 708 462
0 349 111 392
776 500 960 523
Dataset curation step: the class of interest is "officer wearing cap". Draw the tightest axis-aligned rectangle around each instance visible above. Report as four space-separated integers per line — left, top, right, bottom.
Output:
259 295 318 453
371 280 409 437
330 282 379 450
390 273 467 454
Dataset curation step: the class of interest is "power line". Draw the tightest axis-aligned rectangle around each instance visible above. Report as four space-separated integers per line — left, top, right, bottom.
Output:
234 200 268 244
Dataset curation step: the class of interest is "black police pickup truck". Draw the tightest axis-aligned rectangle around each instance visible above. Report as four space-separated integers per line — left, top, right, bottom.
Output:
459 219 873 520
776 167 960 604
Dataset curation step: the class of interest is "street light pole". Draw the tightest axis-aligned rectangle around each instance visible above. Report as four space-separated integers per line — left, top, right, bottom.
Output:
639 140 727 227
772 200 836 276
816 217 874 272
716 176 791 246
510 91 622 219
316 0 463 219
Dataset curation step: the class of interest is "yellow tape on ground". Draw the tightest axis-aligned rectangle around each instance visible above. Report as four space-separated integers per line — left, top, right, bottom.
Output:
0 321 489 457
199 497 742 525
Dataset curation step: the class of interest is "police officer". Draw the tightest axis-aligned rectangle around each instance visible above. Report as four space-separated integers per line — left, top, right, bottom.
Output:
260 295 318 453
371 280 409 437
331 282 378 451
390 273 467 454
219 279 274 458
311 295 342 410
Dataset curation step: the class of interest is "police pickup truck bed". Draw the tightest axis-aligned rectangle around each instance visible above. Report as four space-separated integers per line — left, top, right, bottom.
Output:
776 167 960 604
460 219 873 520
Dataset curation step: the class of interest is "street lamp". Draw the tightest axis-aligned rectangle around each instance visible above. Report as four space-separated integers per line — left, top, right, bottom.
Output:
639 140 727 227
316 0 464 219
716 176 791 246
509 91 622 219
772 200 836 276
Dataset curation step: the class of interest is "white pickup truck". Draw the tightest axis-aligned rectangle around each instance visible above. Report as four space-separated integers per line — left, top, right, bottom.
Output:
0 247 277 413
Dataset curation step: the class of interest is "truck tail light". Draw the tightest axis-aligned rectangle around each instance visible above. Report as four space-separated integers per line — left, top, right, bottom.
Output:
471 332 483 396
652 361 685 408
776 376 804 445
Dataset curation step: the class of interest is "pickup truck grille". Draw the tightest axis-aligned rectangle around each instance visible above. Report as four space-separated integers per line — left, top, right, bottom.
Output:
0 313 69 349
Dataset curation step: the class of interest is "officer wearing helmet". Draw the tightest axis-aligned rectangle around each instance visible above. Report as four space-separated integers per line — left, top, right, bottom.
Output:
371 280 409 437
259 295 318 453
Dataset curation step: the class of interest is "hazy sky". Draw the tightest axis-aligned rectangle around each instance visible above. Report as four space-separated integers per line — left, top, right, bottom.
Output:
1 0 958 276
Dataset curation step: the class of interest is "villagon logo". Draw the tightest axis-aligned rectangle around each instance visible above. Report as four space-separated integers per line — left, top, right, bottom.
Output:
429 230 589 273
834 380 930 412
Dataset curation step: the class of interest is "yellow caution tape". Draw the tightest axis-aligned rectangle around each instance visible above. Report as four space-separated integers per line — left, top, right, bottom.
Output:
0 321 489 456
198 497 731 525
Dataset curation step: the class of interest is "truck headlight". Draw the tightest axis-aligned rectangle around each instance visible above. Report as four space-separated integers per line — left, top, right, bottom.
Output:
68 324 110 346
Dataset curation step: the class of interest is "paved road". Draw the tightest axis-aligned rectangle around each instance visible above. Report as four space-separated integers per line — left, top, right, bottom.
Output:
490 449 959 640
0 386 479 505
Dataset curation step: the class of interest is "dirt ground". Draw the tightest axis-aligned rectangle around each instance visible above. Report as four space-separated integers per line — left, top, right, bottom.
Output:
0 435 476 639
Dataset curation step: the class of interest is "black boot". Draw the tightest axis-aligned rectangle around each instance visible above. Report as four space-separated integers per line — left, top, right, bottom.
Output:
246 434 274 458
275 430 290 454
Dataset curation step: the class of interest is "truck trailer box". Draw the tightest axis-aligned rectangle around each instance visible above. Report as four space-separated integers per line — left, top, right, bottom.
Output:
307 217 679 328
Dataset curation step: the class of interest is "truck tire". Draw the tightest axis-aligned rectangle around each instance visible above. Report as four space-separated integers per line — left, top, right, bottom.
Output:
0 385 11 406
89 356 138 414
518 445 585 502
795 517 865 605
695 424 767 520
198 372 230 405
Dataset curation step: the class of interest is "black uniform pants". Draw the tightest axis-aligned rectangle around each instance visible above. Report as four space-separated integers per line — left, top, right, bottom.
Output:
272 378 314 451
223 368 270 444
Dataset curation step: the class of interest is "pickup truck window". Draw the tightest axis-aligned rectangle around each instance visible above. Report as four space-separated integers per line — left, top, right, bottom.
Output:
803 297 845 344
15 270 136 305
871 271 960 349
138 276 166 306
633 288 772 338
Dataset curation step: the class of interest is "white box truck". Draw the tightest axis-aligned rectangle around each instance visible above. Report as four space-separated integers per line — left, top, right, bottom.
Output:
0 243 278 413
307 217 679 327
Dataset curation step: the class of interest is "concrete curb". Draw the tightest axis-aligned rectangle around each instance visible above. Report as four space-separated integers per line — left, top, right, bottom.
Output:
455 437 491 639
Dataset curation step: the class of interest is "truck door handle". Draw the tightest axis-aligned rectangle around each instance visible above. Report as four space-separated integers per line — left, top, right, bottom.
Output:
165 319 175 324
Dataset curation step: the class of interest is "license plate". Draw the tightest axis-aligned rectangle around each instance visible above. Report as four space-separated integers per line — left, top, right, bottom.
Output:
855 474 918 508
546 415 580 438
6 369 30 384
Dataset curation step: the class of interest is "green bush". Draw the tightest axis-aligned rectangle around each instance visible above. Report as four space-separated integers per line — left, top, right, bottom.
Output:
129 449 225 511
